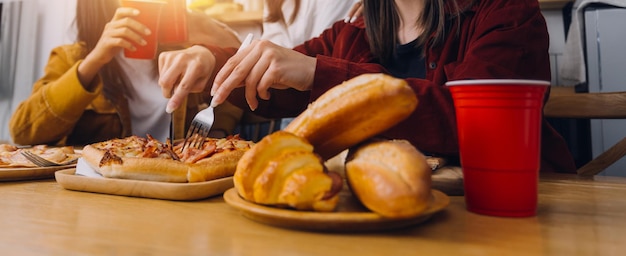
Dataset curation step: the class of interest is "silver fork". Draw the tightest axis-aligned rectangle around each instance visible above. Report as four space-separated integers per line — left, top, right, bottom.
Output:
181 33 255 151
20 150 77 167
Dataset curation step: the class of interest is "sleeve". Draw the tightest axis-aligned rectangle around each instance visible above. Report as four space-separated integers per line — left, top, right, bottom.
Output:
436 0 574 171
211 100 244 135
186 12 241 48
9 46 103 145
226 20 389 117
387 0 552 156
443 0 551 82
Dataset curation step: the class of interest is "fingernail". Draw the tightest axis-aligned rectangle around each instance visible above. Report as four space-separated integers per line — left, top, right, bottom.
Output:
344 16 350 23
166 104 174 114
210 84 216 96
145 28 151 35
350 16 357 23
209 97 218 108
133 10 140 15
141 39 147 46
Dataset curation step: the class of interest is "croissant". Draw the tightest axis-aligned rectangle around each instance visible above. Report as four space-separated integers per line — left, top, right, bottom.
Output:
234 131 342 211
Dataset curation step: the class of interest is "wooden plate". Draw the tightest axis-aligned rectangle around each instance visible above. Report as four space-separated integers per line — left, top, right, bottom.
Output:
223 188 449 232
0 165 76 181
55 169 233 201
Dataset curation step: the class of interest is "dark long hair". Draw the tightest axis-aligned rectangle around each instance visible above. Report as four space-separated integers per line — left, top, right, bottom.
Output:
265 0 300 24
75 0 128 104
363 0 467 64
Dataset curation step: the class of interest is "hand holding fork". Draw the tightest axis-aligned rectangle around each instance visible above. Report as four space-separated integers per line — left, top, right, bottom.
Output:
159 33 255 151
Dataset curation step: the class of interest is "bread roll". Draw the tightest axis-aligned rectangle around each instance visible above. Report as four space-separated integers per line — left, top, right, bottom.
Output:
345 139 432 218
234 131 342 211
284 73 418 160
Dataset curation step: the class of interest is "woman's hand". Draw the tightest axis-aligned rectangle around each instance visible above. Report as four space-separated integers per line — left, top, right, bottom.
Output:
344 1 363 23
210 40 317 111
84 7 151 67
158 45 216 113
78 7 151 90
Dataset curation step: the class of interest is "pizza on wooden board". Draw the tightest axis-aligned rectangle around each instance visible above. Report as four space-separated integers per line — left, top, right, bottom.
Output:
81 134 255 183
0 144 80 168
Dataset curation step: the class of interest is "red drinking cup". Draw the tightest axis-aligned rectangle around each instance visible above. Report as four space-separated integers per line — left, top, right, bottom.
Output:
446 79 550 217
159 0 188 44
121 0 166 59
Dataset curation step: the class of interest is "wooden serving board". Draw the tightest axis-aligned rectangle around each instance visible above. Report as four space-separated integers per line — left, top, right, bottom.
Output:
55 169 233 201
0 165 76 181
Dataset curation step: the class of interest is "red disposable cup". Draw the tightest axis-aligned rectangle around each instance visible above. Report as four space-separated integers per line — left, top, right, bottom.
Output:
121 0 166 59
159 0 188 44
446 79 550 217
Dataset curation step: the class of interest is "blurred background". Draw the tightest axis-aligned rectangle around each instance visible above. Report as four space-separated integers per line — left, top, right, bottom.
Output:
3 0 626 176
0 0 262 142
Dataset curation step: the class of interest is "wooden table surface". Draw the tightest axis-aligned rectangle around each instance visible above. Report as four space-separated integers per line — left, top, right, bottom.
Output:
1 172 625 255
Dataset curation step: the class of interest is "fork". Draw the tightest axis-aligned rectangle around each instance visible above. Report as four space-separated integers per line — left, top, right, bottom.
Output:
180 33 255 151
20 150 77 167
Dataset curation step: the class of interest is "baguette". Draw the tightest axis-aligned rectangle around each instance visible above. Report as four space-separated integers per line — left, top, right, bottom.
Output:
345 139 432 218
284 73 418 160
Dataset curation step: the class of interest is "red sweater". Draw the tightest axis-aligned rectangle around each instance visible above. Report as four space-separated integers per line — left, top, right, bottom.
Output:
209 0 576 173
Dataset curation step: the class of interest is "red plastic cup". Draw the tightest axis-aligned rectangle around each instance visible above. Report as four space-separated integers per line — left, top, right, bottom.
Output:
121 0 166 59
446 79 550 217
159 0 188 44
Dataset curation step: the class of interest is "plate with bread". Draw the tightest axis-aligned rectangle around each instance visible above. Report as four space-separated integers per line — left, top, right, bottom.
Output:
225 74 450 232
0 144 80 181
224 188 449 232
55 134 255 200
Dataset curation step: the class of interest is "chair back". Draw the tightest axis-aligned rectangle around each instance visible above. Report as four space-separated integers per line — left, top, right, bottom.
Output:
544 86 626 175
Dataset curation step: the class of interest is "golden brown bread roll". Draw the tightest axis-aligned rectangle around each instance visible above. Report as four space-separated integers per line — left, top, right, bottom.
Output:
284 73 418 160
345 139 432 218
234 131 342 211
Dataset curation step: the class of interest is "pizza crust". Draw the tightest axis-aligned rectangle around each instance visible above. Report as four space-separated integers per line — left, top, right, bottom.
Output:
81 137 252 183
188 150 246 182
100 156 189 183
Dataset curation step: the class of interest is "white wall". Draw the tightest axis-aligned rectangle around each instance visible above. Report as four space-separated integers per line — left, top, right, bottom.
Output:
542 10 567 86
0 0 74 142
32 0 76 80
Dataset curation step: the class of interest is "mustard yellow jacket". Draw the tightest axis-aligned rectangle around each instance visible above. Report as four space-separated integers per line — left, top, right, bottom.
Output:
9 43 243 146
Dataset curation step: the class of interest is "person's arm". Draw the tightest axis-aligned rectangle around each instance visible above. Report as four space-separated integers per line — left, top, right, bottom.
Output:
186 11 241 48
9 45 104 145
443 1 550 82
79 6 151 91
10 7 152 145
226 0 552 158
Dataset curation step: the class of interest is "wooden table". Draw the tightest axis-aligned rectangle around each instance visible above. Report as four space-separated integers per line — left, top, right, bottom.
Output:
1 173 625 255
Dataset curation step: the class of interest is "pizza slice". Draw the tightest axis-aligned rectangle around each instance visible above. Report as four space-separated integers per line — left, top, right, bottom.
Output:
0 144 80 168
81 134 254 183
